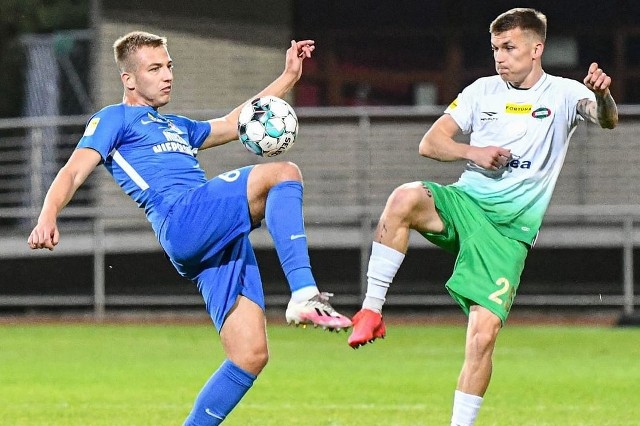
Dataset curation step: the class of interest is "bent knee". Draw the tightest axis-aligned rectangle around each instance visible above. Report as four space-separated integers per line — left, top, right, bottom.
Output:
252 161 302 187
251 349 269 372
234 347 269 375
249 161 301 193
274 161 302 182
386 182 434 217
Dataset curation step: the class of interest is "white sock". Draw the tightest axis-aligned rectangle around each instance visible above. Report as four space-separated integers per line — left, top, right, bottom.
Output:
362 242 405 313
450 390 483 426
290 286 319 303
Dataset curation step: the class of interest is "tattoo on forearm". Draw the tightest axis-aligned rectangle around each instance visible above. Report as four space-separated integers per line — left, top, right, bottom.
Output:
577 96 618 129
577 99 597 123
595 93 618 129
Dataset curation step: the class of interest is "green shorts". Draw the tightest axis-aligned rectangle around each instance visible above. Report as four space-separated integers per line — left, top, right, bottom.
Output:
420 182 528 324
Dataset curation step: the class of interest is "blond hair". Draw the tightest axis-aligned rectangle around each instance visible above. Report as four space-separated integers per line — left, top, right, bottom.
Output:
113 31 167 73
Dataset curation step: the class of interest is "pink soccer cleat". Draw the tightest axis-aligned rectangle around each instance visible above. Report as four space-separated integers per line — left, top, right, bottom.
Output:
347 309 386 348
285 292 352 332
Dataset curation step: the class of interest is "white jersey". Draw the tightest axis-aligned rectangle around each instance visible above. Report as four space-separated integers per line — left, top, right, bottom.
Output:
446 73 595 244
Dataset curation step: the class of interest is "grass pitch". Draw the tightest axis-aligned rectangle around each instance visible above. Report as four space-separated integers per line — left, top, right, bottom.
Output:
0 321 638 425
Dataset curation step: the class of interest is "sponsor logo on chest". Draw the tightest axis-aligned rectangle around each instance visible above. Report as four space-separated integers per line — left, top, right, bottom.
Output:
140 113 196 156
152 131 196 156
480 104 552 123
505 103 533 114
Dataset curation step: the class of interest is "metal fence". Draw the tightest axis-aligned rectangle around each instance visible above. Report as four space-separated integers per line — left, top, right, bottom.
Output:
1 106 640 319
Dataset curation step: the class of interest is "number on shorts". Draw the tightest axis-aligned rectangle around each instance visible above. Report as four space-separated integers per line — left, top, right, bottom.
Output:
488 277 510 305
218 169 241 182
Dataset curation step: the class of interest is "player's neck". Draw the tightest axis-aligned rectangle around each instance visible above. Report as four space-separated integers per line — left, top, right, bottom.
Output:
122 93 160 110
509 67 544 90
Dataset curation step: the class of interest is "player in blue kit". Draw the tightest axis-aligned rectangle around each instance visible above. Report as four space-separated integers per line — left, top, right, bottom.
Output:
27 31 351 425
347 8 618 426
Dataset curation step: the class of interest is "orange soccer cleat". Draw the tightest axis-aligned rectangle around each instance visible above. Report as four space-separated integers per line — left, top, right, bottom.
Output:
347 309 386 348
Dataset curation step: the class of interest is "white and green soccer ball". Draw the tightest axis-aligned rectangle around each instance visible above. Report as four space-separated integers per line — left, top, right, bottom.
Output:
238 96 298 157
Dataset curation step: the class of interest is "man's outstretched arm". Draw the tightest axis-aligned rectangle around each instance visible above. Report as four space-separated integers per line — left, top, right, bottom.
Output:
28 148 101 250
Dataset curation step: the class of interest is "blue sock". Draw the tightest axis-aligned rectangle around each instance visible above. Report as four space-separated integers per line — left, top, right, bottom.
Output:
183 359 256 426
265 181 316 292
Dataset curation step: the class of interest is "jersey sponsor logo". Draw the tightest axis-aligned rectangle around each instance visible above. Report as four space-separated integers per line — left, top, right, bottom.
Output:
504 103 532 114
162 131 188 145
447 98 458 110
83 117 100 136
531 107 551 119
480 111 499 122
152 131 196 155
153 141 196 155
508 159 531 168
506 153 531 169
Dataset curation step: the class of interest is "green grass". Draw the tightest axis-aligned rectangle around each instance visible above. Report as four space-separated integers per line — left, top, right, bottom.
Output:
0 323 639 425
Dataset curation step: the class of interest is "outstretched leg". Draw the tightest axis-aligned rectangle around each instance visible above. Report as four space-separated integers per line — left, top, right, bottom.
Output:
247 162 351 331
349 182 443 348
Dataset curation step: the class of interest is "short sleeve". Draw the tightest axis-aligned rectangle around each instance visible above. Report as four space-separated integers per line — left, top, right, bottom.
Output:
444 82 478 135
77 105 124 162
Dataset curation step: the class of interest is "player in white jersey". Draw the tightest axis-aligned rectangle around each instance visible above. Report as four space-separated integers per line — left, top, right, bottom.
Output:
347 8 618 426
450 72 597 245
27 31 351 425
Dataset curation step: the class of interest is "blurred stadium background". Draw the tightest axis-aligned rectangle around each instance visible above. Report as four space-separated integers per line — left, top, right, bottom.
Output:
1 0 640 324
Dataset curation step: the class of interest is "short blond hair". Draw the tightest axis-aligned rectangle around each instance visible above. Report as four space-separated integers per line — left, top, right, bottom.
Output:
490 8 547 42
113 31 167 73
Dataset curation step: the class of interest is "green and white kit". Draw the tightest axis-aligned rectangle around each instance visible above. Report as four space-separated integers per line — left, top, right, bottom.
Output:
426 73 595 321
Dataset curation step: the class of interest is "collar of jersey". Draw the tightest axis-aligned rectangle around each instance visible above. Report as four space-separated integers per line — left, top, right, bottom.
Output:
507 72 547 91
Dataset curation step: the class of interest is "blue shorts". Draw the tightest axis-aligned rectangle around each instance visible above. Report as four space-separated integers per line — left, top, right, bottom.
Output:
158 166 265 331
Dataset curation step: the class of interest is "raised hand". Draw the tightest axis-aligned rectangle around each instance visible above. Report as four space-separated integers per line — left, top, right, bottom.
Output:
285 39 315 81
583 62 612 95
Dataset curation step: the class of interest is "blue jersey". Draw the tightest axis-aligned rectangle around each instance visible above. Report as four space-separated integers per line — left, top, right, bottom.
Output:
77 103 211 232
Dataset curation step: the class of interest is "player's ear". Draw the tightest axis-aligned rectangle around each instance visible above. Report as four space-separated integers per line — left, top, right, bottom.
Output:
533 42 544 58
121 72 135 91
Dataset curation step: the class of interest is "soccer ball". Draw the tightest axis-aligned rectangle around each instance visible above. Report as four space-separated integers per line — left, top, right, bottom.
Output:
238 96 298 157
